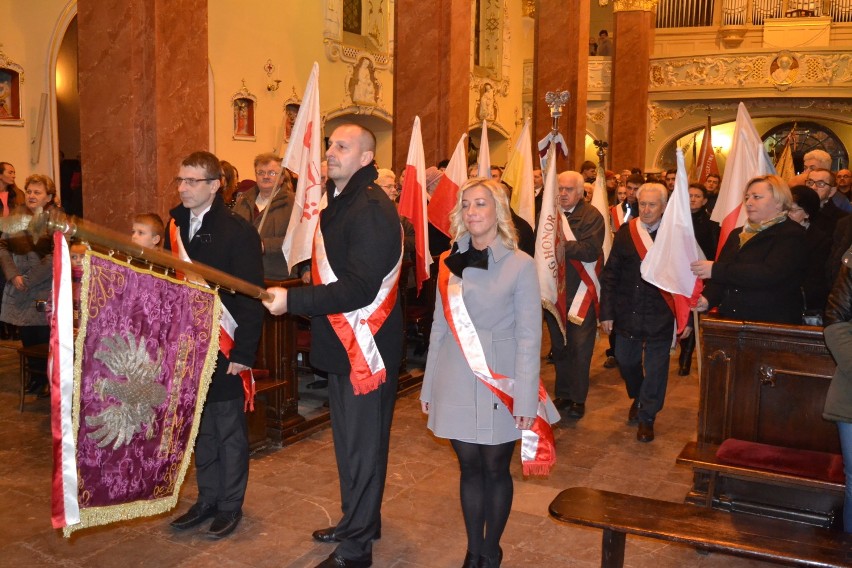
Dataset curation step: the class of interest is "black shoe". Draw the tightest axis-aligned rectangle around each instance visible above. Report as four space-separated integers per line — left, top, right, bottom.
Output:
603 355 617 369
170 502 217 530
637 421 655 443
552 397 573 411
478 546 503 568
307 378 329 389
627 400 640 425
312 526 381 543
462 551 478 568
207 509 242 539
314 552 372 568
678 364 691 376
565 402 586 419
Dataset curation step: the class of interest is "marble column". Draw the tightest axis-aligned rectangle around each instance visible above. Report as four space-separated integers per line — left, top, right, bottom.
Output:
533 0 590 171
77 0 209 230
608 0 657 172
393 0 471 171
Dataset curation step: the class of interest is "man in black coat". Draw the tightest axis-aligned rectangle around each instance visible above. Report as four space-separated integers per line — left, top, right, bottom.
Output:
263 124 402 568
546 171 605 419
600 184 674 443
167 151 265 539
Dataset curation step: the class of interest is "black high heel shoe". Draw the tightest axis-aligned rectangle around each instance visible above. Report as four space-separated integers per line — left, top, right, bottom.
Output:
478 546 502 568
462 551 478 568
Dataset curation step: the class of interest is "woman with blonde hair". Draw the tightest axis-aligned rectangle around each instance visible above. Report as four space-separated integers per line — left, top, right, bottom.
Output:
692 174 807 324
420 178 559 568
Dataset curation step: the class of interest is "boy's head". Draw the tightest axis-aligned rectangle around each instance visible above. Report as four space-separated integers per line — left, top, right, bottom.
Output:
69 243 88 269
131 213 165 249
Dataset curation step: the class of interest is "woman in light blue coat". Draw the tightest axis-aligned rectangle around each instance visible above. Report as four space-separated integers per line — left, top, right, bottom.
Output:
420 178 559 568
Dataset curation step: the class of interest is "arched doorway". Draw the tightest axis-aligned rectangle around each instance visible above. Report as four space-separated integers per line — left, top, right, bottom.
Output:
52 9 82 216
762 121 849 173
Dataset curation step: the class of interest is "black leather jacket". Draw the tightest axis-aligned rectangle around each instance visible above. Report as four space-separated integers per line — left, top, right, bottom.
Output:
825 256 852 326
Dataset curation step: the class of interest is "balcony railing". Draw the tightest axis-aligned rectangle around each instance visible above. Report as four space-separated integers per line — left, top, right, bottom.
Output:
655 0 852 28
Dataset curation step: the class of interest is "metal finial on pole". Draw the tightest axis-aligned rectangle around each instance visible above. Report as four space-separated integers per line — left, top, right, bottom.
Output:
545 90 571 135
594 139 609 170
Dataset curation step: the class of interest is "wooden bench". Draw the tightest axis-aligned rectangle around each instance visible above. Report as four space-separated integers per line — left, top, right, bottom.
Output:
18 343 50 411
549 486 852 568
677 441 845 527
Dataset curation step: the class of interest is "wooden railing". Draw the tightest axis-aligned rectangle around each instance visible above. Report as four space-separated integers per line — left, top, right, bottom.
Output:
655 0 852 28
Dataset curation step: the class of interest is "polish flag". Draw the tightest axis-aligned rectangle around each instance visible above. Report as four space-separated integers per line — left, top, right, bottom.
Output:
710 102 776 259
428 133 468 238
503 119 536 228
398 116 432 294
694 115 720 184
281 62 323 273
640 148 704 333
477 121 492 178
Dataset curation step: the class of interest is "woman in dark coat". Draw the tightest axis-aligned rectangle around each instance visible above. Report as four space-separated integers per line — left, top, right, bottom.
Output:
822 245 852 532
692 175 807 324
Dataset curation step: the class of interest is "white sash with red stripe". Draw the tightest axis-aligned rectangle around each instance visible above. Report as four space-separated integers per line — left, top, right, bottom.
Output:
438 254 556 476
611 203 627 231
313 224 402 395
561 218 602 325
628 219 678 342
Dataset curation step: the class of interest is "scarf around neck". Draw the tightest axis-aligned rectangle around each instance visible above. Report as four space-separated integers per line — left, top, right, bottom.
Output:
739 214 787 248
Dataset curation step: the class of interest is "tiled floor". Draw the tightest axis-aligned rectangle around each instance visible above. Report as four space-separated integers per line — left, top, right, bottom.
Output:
0 336 778 567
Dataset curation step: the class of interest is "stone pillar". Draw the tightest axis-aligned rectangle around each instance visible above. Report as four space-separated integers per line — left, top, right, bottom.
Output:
393 0 471 171
533 0 590 171
608 0 657 172
78 0 209 230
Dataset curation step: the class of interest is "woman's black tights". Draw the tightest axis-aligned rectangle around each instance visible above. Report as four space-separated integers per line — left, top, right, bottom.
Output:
450 438 516 559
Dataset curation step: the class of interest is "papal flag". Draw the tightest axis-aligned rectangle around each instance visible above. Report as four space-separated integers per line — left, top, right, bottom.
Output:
477 121 492 178
503 119 536 229
51 246 221 536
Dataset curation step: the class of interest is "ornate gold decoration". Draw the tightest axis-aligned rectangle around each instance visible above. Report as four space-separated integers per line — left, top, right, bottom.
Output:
86 333 166 450
522 0 535 18
613 0 659 12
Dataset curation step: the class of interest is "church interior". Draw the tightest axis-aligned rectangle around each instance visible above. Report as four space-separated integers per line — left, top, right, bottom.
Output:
2 0 852 566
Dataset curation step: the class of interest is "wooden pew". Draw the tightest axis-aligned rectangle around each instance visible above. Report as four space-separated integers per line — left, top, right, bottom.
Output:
683 317 843 526
548 487 852 568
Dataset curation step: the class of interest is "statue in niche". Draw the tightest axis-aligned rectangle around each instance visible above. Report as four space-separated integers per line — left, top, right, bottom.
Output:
233 98 255 137
350 57 378 105
477 82 497 122
770 53 799 86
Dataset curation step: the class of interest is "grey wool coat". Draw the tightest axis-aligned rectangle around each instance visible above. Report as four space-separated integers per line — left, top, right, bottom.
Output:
420 234 560 444
0 227 53 327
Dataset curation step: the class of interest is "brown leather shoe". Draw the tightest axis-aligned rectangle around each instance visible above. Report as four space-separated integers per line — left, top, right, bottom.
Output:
627 400 640 425
637 421 654 443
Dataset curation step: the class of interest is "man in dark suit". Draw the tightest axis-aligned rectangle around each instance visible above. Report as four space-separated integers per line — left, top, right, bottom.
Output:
546 171 605 420
600 184 674 443
263 124 402 568
167 151 265 539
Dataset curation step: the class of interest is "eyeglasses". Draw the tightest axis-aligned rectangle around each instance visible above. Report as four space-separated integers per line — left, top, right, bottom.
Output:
805 179 832 189
174 177 216 187
255 170 279 178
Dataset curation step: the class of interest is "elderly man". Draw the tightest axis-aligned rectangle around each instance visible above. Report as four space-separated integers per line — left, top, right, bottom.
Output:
546 171 605 419
837 169 851 201
232 152 295 281
263 124 402 568
167 151 265 539
600 183 674 442
809 168 849 237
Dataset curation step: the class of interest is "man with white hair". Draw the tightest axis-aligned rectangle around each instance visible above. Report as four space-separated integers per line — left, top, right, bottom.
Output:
600 183 674 443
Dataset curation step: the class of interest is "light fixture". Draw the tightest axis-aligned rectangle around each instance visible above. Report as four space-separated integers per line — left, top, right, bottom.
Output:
265 59 281 92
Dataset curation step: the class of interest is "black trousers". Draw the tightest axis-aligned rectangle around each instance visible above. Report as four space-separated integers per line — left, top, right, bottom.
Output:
545 310 597 403
195 395 249 513
328 371 398 561
614 335 671 424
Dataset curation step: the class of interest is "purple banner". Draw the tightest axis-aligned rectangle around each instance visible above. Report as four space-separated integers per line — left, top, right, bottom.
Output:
65 253 220 534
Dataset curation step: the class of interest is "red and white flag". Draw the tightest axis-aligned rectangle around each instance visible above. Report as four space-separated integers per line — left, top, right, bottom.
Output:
710 102 776 259
397 116 432 294
477 120 492 178
503 119 536 228
428 133 468 238
640 148 704 334
281 62 323 273
537 131 567 175
694 115 720 184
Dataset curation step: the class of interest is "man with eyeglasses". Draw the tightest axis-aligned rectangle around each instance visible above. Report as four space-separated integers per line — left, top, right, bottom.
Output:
807 168 849 237
167 151 265 539
262 124 402 568
232 152 295 280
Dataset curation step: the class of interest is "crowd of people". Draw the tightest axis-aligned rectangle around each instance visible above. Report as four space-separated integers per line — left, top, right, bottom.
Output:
4 132 852 566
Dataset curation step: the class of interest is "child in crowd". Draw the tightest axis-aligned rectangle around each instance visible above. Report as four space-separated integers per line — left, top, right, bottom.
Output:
131 213 165 249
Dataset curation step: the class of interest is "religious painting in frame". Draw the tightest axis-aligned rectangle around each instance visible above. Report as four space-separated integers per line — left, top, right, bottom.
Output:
0 47 25 127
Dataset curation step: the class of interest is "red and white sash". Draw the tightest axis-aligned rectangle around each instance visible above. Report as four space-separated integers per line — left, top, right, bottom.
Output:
438 253 556 476
168 220 255 409
627 219 676 317
610 203 628 231
561 217 602 325
312 224 402 395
